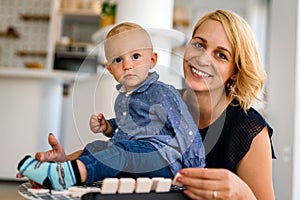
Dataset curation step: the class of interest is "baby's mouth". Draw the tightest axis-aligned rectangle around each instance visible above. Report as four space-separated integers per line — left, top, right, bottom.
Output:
124 73 136 78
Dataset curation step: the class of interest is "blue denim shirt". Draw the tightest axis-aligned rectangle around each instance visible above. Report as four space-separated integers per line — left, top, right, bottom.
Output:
108 72 205 175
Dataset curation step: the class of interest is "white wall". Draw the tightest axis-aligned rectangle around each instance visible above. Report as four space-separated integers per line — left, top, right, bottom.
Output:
60 71 117 154
294 2 300 199
0 77 62 180
266 0 299 199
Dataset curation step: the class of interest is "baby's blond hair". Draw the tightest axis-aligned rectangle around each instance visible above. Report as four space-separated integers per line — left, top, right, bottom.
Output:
106 22 148 39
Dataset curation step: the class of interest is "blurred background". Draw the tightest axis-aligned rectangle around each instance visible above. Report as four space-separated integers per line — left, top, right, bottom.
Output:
0 0 299 199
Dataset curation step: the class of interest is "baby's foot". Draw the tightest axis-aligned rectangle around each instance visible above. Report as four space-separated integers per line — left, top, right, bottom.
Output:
17 155 80 190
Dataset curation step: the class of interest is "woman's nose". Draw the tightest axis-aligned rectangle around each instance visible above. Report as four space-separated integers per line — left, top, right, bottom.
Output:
195 50 212 66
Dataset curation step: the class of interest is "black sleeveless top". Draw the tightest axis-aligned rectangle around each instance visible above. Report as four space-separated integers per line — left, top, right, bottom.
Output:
179 90 276 173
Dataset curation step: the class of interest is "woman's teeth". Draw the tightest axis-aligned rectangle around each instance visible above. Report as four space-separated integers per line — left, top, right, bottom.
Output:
191 67 210 77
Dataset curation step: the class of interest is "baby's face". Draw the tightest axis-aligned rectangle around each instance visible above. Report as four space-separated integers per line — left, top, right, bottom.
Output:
104 29 153 65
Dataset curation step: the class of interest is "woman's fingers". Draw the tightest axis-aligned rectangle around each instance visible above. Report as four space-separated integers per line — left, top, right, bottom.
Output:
35 133 67 162
177 168 239 200
16 173 24 178
180 168 228 180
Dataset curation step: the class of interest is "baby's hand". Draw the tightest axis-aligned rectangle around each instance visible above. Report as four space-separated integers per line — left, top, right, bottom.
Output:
89 113 107 133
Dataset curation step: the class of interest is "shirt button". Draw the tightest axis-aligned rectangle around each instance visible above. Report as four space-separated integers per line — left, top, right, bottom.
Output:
188 131 193 136
123 112 126 116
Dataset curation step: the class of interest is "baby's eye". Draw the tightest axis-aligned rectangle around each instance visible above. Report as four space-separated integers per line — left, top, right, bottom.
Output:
113 57 122 63
132 53 141 60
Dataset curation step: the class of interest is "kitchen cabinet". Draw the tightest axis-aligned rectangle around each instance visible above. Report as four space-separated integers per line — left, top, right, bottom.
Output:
54 9 100 44
0 66 92 180
50 0 103 74
0 70 66 180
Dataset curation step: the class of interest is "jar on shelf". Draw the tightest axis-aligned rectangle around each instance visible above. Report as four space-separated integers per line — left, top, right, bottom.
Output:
61 0 82 10
90 0 101 13
100 1 116 28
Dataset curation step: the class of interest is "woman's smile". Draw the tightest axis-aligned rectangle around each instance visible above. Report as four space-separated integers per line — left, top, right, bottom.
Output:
190 65 212 79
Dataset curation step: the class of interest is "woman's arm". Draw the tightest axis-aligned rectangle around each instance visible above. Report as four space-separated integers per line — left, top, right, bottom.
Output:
16 133 83 182
237 127 275 200
35 133 85 162
174 127 274 200
34 133 68 162
66 150 83 161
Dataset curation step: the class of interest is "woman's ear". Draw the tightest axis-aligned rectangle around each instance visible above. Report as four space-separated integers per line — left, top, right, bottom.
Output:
230 67 238 80
230 73 237 81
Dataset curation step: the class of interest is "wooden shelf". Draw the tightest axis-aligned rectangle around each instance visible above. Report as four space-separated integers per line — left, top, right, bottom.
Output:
19 14 50 21
0 26 20 39
58 9 100 17
15 50 47 57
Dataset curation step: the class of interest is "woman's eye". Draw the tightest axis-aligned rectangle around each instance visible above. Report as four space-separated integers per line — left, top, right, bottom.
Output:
132 53 141 60
193 42 204 50
114 57 122 63
216 52 228 60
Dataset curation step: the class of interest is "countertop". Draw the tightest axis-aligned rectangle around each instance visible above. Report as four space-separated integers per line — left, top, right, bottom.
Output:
0 67 92 83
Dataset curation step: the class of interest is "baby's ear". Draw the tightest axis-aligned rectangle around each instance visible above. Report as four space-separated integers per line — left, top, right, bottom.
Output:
151 52 158 66
106 64 113 74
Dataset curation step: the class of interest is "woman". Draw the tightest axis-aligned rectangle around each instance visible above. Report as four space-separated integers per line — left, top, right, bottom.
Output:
17 9 275 200
174 9 276 199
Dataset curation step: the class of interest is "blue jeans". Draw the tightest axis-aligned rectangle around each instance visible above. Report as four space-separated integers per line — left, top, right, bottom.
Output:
78 140 173 184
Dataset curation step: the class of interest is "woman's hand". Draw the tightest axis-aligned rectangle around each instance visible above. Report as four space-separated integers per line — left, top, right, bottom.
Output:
175 168 257 200
16 133 67 180
35 133 67 162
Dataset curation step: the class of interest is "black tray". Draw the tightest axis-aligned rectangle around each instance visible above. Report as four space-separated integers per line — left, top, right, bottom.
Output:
81 190 191 200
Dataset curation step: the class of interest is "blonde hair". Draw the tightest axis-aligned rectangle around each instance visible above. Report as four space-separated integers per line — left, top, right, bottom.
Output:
105 22 152 46
193 9 266 111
